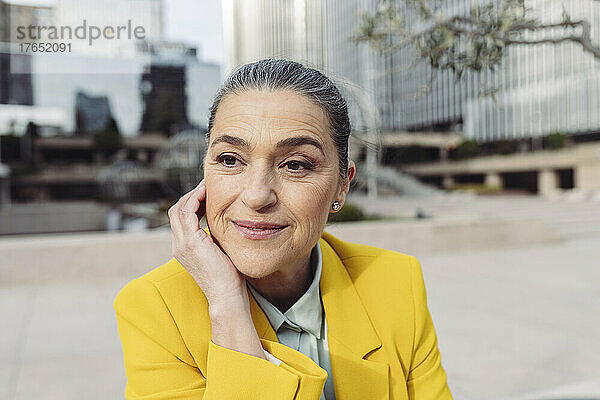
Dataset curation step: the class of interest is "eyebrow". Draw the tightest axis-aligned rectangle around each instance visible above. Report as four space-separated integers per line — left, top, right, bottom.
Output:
277 136 324 153
210 134 324 154
210 134 247 148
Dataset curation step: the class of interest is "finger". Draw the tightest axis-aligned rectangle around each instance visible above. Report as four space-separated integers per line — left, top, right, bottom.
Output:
169 180 204 216
178 182 207 237
195 200 206 223
169 180 205 238
169 192 197 239
195 179 206 220
180 179 205 218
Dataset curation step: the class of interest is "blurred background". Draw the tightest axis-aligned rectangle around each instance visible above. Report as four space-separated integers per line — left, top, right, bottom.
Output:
1 0 599 399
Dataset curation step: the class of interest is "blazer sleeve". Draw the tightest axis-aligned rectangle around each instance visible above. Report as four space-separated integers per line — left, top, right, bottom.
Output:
406 256 453 400
114 277 327 400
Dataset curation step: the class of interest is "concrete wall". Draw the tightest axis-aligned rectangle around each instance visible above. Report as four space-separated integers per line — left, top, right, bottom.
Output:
0 201 109 235
0 217 561 284
325 218 561 256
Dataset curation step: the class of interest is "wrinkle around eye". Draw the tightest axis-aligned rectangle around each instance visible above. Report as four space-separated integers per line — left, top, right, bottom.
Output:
205 155 244 175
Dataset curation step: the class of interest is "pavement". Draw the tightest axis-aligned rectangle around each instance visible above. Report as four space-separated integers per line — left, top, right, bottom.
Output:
1 193 599 400
422 235 600 400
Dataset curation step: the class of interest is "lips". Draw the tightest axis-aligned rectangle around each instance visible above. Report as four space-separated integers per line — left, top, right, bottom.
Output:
233 220 288 240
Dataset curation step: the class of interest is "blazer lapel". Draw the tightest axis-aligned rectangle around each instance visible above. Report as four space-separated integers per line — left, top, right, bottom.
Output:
319 236 390 400
242 233 390 400
248 286 278 342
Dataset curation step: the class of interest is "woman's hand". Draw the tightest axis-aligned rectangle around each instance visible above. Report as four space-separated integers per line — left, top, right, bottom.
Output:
168 179 246 307
168 179 266 360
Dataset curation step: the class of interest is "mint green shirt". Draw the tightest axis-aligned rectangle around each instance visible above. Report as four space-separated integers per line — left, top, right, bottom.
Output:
247 242 335 400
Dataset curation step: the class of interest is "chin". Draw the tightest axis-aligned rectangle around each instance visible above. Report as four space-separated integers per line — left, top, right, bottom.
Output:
209 226 289 278
230 256 279 279
217 241 280 277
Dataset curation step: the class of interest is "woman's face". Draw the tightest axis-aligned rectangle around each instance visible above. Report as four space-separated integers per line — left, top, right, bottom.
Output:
204 88 353 279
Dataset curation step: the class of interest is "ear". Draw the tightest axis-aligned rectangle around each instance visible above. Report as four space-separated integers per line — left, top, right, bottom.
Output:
334 160 356 210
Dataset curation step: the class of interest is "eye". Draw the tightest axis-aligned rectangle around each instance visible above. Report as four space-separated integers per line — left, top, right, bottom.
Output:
283 160 314 172
217 154 240 167
286 161 302 171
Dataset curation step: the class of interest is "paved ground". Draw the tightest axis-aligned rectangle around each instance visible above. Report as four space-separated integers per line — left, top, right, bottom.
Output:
421 235 600 400
1 194 599 400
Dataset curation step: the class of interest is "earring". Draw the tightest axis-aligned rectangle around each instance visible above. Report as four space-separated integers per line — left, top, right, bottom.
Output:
331 201 340 211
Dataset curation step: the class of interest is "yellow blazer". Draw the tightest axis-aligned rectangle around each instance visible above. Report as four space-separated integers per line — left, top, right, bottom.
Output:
114 229 452 400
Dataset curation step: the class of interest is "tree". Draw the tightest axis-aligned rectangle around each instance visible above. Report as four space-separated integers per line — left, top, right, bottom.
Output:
452 139 479 160
543 131 568 150
355 0 600 80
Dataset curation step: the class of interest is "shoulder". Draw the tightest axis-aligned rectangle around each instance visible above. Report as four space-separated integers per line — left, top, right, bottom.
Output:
320 230 433 355
113 257 207 326
140 257 188 284
321 229 418 281
113 257 210 368
114 258 186 309
320 229 425 318
116 225 212 304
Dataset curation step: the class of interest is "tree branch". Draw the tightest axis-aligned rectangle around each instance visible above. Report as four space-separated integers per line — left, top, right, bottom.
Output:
357 0 600 73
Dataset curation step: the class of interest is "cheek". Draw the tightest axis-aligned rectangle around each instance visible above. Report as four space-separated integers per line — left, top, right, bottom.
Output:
283 180 334 229
204 173 237 228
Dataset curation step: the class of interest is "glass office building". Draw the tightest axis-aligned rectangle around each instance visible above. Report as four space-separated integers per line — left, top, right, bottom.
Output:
222 0 600 142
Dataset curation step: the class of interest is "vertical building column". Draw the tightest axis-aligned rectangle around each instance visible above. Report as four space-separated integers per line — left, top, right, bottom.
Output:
574 162 600 191
484 172 503 189
439 147 449 162
443 175 455 189
538 169 559 196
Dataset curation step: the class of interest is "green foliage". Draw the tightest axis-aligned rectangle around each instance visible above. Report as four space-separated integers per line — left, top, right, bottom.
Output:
355 0 598 79
327 202 366 223
543 132 568 150
452 140 480 160
493 139 517 155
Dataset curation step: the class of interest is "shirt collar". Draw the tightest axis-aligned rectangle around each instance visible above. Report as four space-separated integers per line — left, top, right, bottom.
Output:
247 241 323 339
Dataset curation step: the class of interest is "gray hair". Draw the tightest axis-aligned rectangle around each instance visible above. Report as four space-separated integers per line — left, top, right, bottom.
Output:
207 58 351 181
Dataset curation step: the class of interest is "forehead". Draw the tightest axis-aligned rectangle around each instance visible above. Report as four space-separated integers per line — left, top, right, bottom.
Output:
211 89 330 142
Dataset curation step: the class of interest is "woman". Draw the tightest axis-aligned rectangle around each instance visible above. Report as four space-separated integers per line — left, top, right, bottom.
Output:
114 59 452 400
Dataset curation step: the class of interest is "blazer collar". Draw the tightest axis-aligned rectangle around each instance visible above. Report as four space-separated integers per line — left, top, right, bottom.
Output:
317 235 382 358
248 235 382 358
248 234 389 400
248 287 278 341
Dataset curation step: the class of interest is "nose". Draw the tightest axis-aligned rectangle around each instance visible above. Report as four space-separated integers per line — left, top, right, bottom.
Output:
240 162 277 212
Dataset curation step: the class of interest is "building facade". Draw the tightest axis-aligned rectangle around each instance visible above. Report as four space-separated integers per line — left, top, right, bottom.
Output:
6 47 220 136
0 0 221 136
222 0 600 143
463 0 600 142
222 0 383 133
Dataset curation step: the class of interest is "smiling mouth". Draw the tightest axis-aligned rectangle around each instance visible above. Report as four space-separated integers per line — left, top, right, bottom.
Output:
233 221 288 239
